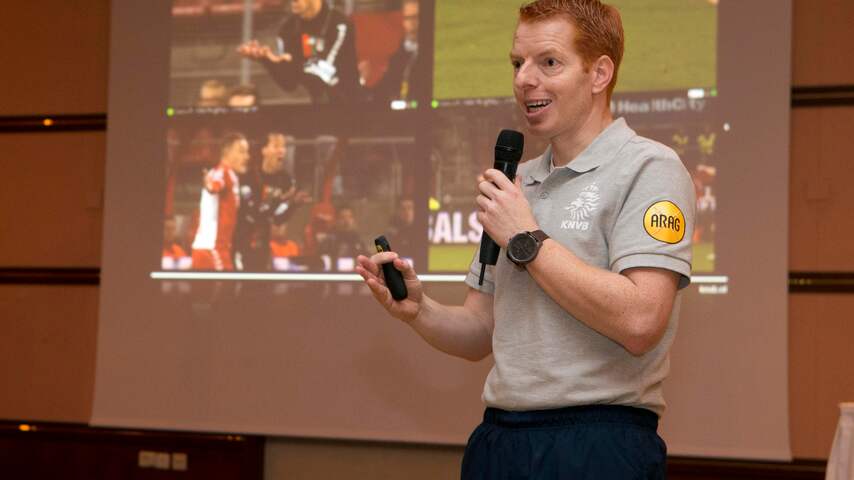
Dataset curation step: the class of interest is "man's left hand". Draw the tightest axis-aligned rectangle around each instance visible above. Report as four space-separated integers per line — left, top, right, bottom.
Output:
475 169 539 248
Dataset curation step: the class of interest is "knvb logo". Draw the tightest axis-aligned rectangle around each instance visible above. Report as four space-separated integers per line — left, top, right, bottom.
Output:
562 183 599 231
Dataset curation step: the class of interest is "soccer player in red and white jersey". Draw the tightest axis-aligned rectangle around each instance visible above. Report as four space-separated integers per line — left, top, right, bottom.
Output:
191 132 250 271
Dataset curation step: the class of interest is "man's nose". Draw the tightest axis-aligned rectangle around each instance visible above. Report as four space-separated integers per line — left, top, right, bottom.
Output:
514 63 538 91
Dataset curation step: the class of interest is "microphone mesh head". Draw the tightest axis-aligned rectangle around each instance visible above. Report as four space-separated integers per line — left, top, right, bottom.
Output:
495 129 524 163
496 129 524 151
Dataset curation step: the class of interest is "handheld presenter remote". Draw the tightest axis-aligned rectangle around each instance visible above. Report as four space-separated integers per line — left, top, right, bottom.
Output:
374 236 408 301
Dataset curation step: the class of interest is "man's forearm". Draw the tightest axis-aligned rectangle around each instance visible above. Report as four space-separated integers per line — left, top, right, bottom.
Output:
408 294 493 362
525 240 677 356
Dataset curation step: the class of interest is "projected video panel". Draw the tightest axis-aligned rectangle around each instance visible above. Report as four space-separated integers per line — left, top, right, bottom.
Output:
169 0 425 109
429 0 719 274
426 107 720 274
163 122 418 273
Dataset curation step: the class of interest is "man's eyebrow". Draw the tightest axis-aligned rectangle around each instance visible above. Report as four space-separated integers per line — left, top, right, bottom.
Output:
537 47 563 57
509 47 564 60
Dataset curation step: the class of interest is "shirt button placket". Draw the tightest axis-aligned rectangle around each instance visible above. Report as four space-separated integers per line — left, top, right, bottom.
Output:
533 185 550 224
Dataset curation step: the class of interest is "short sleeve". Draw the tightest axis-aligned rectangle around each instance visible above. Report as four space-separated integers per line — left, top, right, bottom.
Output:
205 167 225 193
609 148 696 289
464 245 496 295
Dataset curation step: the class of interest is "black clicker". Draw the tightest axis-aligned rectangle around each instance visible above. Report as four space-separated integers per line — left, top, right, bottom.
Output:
373 236 408 301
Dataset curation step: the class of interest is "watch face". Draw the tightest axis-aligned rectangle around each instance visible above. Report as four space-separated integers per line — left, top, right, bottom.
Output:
508 233 538 263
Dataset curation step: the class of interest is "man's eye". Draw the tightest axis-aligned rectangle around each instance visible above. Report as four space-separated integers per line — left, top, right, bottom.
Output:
512 60 522 70
545 58 557 67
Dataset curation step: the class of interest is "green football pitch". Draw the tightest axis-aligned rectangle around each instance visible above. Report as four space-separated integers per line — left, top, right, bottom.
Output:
429 244 478 272
433 0 717 100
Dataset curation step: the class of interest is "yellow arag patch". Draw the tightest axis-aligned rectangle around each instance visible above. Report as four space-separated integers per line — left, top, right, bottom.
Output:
643 201 685 244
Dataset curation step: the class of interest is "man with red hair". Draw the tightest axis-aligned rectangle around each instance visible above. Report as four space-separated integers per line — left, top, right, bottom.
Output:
358 1 694 477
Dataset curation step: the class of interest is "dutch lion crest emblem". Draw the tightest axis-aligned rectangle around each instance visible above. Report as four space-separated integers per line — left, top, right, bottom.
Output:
565 183 600 221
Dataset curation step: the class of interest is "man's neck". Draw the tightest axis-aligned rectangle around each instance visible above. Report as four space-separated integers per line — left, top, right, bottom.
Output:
550 105 614 168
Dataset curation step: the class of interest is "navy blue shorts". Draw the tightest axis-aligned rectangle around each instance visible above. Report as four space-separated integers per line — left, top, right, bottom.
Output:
461 405 667 480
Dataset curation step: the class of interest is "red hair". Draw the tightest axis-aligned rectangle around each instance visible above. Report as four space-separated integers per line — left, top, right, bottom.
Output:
519 0 624 100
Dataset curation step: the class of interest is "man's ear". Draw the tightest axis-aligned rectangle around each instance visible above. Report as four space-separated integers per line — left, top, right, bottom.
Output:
591 55 615 96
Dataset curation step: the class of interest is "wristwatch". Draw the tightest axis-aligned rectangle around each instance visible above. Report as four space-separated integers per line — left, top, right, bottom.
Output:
506 230 549 267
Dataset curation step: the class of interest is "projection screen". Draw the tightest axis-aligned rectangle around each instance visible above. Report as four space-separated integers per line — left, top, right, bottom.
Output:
95 0 792 460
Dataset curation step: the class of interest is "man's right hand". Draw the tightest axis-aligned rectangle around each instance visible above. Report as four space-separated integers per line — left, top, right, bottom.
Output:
237 40 292 63
356 252 423 324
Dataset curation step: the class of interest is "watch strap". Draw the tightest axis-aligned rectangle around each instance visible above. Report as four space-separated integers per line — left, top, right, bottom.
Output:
530 229 549 243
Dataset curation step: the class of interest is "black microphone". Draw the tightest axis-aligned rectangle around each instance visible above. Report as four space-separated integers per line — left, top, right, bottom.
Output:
478 129 524 285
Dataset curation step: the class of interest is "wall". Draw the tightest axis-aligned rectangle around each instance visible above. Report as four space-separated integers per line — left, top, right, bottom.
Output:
788 0 854 459
0 0 108 426
0 0 853 476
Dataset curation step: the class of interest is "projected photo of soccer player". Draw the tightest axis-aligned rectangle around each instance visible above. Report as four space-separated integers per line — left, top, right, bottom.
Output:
234 132 311 271
170 0 423 108
164 125 422 274
190 132 249 271
237 0 362 104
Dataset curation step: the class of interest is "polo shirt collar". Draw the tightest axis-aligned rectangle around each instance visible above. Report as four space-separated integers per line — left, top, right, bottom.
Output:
524 118 635 185
524 148 553 185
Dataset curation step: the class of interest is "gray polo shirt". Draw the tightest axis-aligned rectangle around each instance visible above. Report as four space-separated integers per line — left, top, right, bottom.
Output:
466 118 695 416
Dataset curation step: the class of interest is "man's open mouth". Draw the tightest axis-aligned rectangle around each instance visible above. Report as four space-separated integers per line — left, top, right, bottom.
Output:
525 99 552 113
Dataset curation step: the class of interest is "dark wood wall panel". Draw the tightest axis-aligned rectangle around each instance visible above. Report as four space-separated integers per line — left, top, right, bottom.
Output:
0 0 109 116
790 107 854 271
789 294 854 459
0 132 104 267
792 0 854 86
0 285 98 423
787 0 854 461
